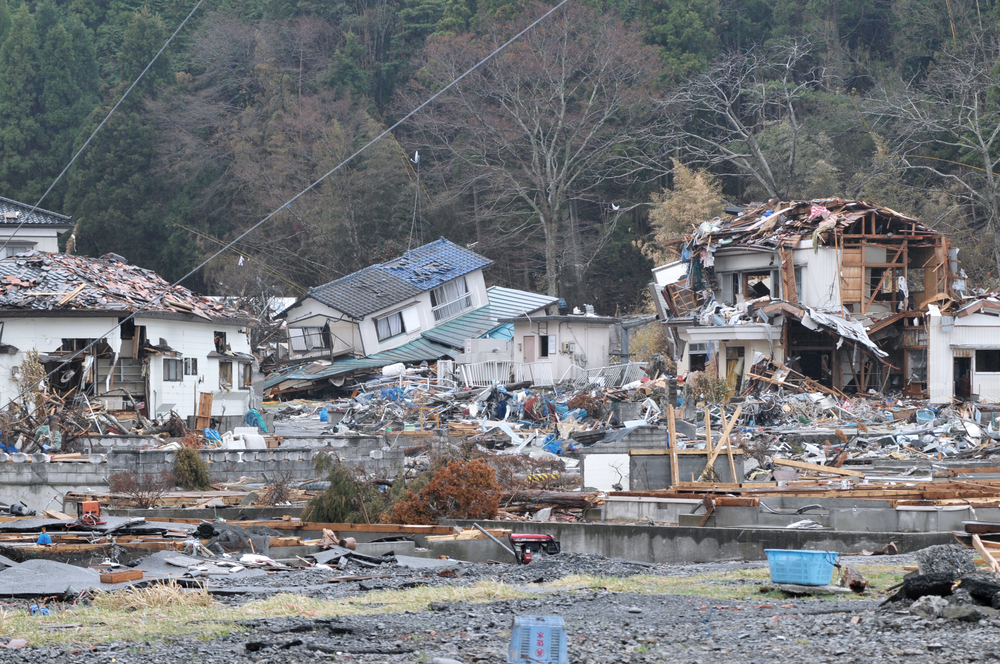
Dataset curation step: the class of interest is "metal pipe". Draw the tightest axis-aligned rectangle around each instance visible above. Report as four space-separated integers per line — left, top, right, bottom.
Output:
473 523 517 561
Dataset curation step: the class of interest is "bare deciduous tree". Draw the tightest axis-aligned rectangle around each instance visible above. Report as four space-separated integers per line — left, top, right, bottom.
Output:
399 3 668 297
871 32 1000 274
664 38 823 200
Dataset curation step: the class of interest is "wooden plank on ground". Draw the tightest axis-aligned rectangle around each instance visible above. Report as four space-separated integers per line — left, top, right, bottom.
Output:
973 534 1000 574
773 458 864 477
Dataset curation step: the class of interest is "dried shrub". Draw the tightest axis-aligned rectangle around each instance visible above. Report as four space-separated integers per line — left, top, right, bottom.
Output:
174 447 213 490
256 469 294 506
13 349 46 411
108 469 176 508
390 458 500 525
93 580 213 610
692 371 733 404
565 393 606 419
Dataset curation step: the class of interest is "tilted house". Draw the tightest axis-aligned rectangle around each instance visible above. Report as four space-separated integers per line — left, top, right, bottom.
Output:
267 238 558 396
280 238 492 360
0 251 255 426
650 199 981 402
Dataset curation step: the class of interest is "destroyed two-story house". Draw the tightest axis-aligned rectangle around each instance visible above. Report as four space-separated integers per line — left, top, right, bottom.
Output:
650 199 1000 403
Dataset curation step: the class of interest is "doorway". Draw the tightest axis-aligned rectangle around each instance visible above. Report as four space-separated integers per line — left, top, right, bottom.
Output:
523 336 535 363
954 356 972 399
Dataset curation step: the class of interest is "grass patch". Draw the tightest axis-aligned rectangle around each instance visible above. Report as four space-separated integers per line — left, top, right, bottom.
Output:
0 580 530 649
542 564 906 601
0 565 908 649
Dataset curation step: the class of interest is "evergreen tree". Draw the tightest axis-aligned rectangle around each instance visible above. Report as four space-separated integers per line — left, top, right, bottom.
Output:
0 4 41 201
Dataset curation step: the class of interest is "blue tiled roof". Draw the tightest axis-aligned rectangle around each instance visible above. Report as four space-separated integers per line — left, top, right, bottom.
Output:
382 238 492 290
302 238 491 320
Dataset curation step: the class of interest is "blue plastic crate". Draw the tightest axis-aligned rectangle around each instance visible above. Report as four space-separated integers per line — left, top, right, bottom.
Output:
764 549 838 585
508 615 568 664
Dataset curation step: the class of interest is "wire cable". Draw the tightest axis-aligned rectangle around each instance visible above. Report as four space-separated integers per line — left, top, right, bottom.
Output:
3 0 571 411
0 0 206 257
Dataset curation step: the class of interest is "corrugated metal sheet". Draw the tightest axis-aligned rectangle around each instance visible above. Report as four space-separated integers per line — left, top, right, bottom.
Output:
486 286 558 319
421 306 495 349
264 337 455 389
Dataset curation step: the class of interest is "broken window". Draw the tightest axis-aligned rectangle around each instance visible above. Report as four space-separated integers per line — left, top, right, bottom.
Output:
689 343 707 372
288 327 329 351
214 331 227 353
794 267 802 299
430 277 473 322
907 350 928 382
240 362 252 388
977 350 1000 373
744 272 772 299
163 358 182 382
219 361 233 389
376 311 405 341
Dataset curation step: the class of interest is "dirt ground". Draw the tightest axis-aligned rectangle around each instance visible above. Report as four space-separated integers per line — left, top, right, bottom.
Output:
0 552 997 663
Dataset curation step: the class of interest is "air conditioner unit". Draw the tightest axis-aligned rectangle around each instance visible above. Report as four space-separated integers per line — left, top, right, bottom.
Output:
561 342 575 354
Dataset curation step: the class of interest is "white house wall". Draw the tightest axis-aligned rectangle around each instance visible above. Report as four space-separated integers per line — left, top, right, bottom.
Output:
141 318 251 420
360 270 490 355
511 319 612 381
0 316 119 407
0 229 63 254
283 299 360 356
791 244 841 308
928 308 1000 403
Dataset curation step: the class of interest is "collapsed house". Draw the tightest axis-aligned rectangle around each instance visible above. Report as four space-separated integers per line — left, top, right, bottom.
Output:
266 238 561 396
0 251 255 426
649 198 992 402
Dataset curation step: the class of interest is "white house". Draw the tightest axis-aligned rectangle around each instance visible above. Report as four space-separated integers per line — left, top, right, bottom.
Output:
0 251 255 425
279 237 492 361
0 196 74 257
501 312 622 385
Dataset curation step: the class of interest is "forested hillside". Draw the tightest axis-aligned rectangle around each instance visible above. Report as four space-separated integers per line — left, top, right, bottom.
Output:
2 0 998 311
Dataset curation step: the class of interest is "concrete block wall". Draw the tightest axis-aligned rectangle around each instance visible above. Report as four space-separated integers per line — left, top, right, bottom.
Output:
0 462 107 511
579 426 670 454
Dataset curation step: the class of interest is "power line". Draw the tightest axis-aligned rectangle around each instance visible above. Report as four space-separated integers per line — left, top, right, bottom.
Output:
0 0 206 257
3 0 571 410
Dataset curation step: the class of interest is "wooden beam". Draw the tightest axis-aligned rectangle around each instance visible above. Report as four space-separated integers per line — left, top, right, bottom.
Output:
698 405 742 481
667 404 679 488
973 534 1000 574
771 458 864 477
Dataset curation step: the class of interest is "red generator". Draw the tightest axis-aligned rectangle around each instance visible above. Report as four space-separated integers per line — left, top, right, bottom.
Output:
509 533 561 564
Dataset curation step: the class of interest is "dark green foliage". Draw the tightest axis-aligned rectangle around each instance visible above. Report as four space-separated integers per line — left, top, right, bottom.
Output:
173 447 213 490
302 453 390 524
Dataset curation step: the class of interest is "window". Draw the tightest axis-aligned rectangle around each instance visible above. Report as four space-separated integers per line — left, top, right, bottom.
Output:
539 334 556 358
184 358 198 375
240 362 252 388
288 327 329 351
219 361 233 389
908 350 928 382
744 272 772 299
978 350 1000 373
2 245 31 258
794 267 803 298
430 277 473 322
213 331 227 353
163 358 182 382
689 343 707 372
375 311 405 341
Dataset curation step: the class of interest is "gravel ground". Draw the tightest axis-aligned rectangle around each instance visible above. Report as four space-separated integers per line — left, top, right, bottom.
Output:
8 550 1000 664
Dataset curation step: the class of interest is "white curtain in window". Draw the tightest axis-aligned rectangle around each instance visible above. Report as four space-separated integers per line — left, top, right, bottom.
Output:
377 313 403 340
432 277 472 321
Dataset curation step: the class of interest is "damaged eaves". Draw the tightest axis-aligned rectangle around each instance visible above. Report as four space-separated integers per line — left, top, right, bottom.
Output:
0 251 252 323
654 198 968 397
